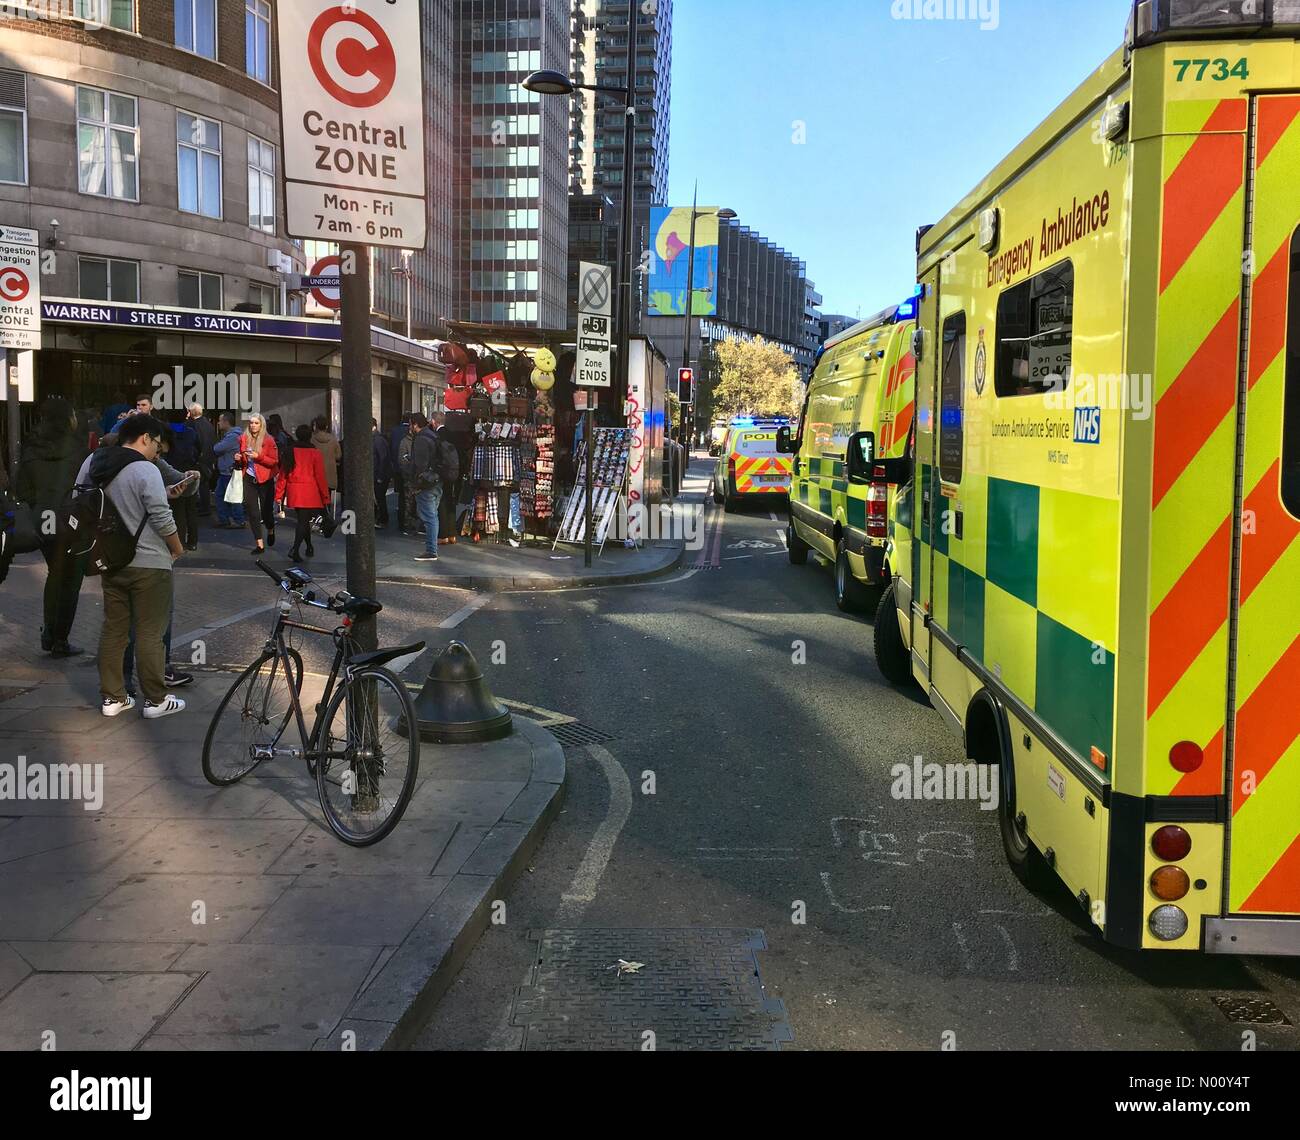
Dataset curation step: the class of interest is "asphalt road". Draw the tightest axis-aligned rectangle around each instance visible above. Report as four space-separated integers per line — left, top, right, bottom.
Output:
412 456 1300 1051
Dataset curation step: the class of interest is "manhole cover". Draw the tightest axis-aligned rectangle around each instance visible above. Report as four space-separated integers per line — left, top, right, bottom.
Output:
1212 996 1292 1026
510 928 792 1051
547 721 617 749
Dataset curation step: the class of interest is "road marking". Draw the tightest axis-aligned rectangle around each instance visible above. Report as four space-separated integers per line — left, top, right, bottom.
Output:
486 741 633 1051
174 600 281 647
439 594 492 629
952 922 975 971
497 698 576 727
768 511 779 522
818 872 891 913
995 924 1020 972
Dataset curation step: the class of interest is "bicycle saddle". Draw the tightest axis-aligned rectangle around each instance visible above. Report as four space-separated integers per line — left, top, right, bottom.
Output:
350 641 426 670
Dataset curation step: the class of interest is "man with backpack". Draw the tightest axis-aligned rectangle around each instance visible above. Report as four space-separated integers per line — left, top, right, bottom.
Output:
88 414 186 720
410 412 458 563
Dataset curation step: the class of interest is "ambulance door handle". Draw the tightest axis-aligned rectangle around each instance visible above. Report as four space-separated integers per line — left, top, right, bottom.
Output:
955 510 964 541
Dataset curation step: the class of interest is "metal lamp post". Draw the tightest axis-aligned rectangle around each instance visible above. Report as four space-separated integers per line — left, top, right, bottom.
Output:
391 251 413 340
525 7 640 568
679 194 736 450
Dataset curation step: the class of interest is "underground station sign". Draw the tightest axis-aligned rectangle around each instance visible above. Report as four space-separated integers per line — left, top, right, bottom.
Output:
277 1 426 250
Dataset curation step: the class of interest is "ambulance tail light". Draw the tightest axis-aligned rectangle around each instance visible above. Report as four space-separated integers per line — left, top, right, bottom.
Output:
867 464 889 539
728 456 736 483
1150 865 1191 901
1152 825 1193 862
1148 904 1189 942
1169 740 1203 773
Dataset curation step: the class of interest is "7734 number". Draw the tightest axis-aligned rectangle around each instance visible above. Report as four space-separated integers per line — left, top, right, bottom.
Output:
1173 58 1249 82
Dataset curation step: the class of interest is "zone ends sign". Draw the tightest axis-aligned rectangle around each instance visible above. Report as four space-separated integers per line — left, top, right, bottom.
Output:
278 1 426 250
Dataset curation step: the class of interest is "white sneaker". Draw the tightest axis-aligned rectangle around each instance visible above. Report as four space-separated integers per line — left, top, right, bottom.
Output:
142 694 186 719
102 695 136 718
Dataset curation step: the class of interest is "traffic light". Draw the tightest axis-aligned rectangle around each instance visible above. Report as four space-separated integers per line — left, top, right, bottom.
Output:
677 367 694 404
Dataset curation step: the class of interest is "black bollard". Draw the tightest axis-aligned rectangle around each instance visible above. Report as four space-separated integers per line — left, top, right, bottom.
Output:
399 640 513 744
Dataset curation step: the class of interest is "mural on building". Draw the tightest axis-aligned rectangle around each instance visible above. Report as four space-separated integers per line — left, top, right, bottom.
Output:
647 206 720 317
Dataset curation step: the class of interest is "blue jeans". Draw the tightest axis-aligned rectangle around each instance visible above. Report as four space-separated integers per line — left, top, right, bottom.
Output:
416 486 442 553
215 472 245 525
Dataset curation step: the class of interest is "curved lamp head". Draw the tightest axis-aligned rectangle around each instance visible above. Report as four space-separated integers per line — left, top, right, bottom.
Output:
717 209 738 221
523 70 576 96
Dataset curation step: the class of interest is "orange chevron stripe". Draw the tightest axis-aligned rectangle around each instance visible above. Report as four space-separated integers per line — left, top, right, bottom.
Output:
1160 101 1246 293
1247 241 1291 388
1182 725 1227 798
887 351 916 397
1241 461 1300 598
1255 93 1300 167
1148 517 1232 715
1151 299 1240 507
1242 831 1300 913
1230 633 1300 815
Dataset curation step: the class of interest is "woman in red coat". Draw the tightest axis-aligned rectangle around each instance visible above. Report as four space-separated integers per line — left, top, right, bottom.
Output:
237 413 280 555
286 423 337 561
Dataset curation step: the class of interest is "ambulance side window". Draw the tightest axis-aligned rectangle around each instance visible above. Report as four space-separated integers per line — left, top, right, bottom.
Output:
939 312 966 485
994 261 1075 397
1283 226 1300 518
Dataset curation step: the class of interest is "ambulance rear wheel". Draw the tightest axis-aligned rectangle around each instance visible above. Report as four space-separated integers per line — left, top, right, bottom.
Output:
724 475 739 514
712 478 724 505
787 522 809 566
834 541 870 612
873 584 913 686
999 751 1053 891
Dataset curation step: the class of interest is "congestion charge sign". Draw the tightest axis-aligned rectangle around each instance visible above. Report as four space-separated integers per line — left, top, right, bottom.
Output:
0 226 41 351
277 1 426 250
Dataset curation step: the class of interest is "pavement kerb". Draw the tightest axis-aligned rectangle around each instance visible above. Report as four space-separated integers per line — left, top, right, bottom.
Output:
322 715 566 1051
377 539 686 593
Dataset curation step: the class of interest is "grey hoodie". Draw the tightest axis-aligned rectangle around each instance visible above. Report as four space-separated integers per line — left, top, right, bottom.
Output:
77 446 178 572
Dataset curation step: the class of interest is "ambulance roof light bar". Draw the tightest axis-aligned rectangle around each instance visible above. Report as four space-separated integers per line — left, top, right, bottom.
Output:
1130 0 1300 47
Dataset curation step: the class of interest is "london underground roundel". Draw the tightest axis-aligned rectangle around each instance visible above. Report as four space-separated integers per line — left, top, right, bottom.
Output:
307 6 397 109
0 266 30 302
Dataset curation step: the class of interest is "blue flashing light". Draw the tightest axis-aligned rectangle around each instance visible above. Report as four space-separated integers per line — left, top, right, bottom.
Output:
896 298 917 320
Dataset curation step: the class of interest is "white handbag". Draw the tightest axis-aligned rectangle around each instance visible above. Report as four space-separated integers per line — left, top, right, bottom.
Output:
224 469 245 504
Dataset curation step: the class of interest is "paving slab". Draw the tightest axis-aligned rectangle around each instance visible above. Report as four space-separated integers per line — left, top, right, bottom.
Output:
0 872 123 940
108 818 307 874
9 941 189 973
0 816 159 872
265 818 456 876
244 874 453 946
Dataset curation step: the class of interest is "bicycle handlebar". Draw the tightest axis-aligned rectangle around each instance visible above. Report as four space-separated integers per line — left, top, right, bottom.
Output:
256 558 336 611
254 559 283 585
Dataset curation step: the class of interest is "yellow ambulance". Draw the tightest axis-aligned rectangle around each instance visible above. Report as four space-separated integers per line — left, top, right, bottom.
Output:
778 300 917 612
877 0 1300 954
712 418 794 512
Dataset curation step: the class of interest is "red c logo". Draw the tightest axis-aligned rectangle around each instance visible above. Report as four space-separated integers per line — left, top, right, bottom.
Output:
0 267 29 302
307 6 397 109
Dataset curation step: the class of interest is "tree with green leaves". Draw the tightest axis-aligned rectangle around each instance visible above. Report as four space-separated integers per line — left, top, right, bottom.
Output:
710 336 802 420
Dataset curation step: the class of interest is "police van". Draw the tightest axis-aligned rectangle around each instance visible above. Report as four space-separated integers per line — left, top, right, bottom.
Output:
876 0 1300 954
712 417 794 512
778 300 917 612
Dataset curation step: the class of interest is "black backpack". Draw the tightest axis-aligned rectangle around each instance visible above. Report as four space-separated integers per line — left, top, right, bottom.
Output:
64 462 149 576
436 437 460 484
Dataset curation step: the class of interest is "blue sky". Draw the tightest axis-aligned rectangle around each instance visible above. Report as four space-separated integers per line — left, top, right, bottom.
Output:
668 0 1135 318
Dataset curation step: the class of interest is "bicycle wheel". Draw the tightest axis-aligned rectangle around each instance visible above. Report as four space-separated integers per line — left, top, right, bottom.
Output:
315 665 419 846
202 649 303 786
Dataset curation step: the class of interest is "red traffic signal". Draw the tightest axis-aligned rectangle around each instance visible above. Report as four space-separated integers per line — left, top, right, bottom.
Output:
678 367 694 385
678 367 694 402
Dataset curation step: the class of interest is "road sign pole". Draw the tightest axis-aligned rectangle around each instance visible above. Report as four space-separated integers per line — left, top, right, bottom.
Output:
340 241 376 653
584 404 594 569
5 348 18 483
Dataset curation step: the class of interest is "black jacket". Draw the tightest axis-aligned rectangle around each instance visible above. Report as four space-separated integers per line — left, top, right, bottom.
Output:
189 414 216 464
16 432 87 514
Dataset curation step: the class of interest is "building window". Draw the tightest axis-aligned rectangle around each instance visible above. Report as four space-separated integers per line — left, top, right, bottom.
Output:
175 0 217 59
79 256 139 302
246 0 271 83
247 281 279 314
247 135 275 232
0 70 26 185
178 269 222 310
177 112 222 218
76 86 138 201
995 261 1075 398
1283 225 1300 519
76 1 134 30
939 311 966 485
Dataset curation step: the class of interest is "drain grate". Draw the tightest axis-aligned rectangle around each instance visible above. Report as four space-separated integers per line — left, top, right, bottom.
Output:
510 928 792 1051
547 721 617 749
1212 996 1292 1026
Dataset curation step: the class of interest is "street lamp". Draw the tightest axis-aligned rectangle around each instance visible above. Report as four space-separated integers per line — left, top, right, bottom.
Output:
680 196 736 449
390 251 413 340
525 7 640 570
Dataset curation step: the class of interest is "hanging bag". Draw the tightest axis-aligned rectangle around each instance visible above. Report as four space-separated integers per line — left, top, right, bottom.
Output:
224 468 245 504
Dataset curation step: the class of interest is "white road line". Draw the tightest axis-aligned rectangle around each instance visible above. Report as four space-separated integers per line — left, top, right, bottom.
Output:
486 741 633 1050
952 922 975 971
818 872 891 913
995 924 1019 972
174 601 281 647
438 594 492 629
768 511 779 522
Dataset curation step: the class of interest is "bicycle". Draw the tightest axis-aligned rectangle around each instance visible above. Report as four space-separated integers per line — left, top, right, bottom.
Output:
201 560 426 846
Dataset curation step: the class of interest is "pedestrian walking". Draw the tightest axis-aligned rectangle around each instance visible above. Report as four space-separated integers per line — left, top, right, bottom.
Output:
187 402 216 517
410 412 459 563
14 396 88 657
92 414 186 720
312 415 341 514
267 413 295 519
390 412 413 533
286 424 337 561
238 413 280 554
212 412 246 528
372 417 392 526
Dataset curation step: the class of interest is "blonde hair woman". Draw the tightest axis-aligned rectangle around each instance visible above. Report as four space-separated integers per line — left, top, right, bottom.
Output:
237 413 280 554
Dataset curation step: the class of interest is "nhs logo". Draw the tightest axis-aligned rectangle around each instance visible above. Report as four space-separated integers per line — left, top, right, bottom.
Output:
1073 406 1101 444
